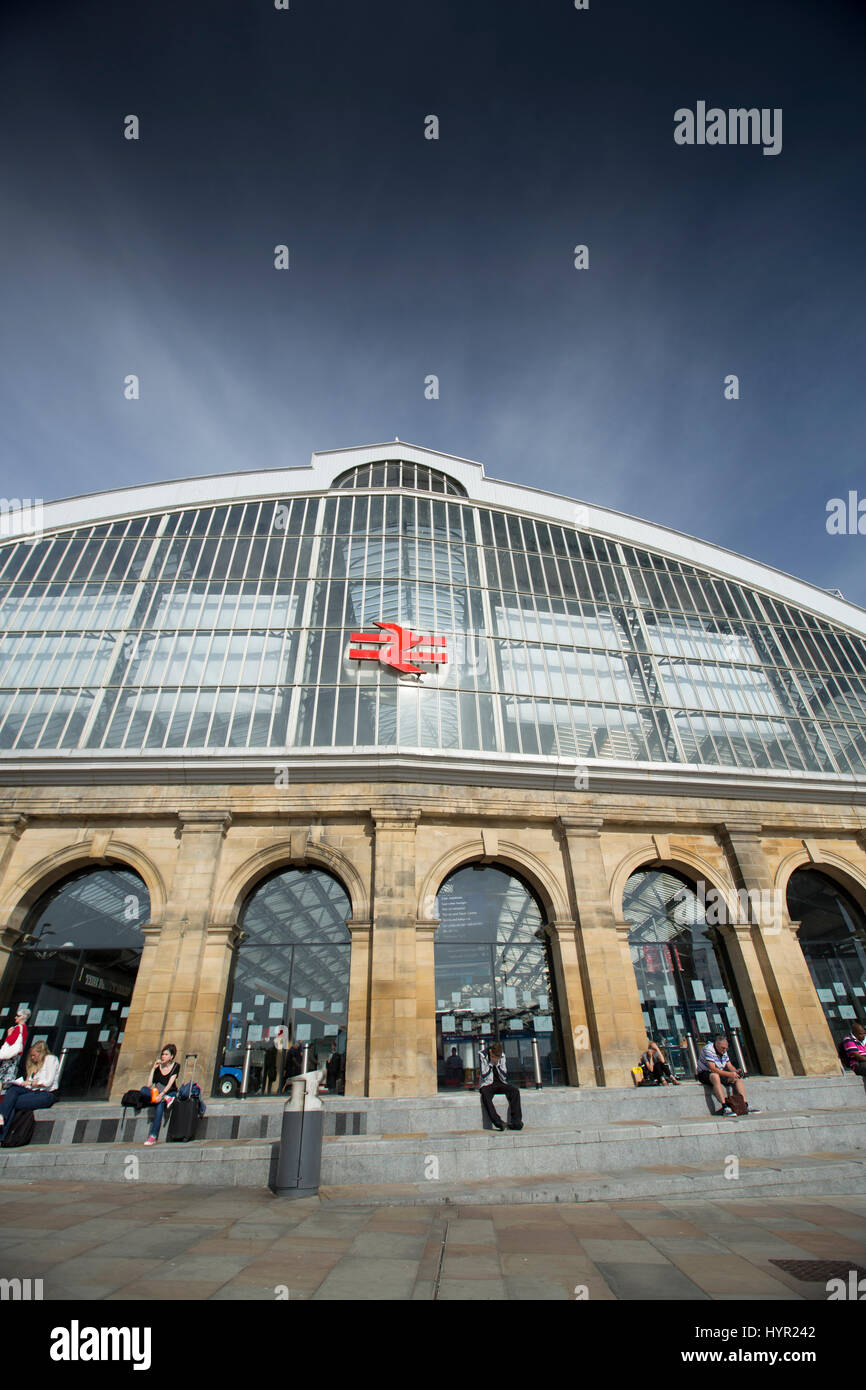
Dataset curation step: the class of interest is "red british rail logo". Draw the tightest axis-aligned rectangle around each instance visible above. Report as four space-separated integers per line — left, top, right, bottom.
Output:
349 622 447 676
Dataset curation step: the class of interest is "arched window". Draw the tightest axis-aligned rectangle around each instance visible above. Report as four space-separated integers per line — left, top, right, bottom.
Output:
624 868 756 1075
216 867 351 1097
434 865 565 1090
787 868 866 1036
0 865 149 1100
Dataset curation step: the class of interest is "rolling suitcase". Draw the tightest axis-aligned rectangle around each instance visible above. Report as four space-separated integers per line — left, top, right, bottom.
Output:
166 1054 200 1142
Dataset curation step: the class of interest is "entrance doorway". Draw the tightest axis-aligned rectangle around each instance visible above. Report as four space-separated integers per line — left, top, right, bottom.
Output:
434 864 565 1090
787 867 866 1039
0 866 148 1100
624 867 757 1076
217 867 351 1097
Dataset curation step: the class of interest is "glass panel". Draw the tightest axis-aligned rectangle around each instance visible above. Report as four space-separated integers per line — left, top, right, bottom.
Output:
624 868 757 1075
217 870 351 1096
788 868 866 1037
0 866 149 1101
434 866 565 1090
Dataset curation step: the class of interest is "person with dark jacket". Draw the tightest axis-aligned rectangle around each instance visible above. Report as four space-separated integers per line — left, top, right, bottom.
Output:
325 1042 343 1093
478 1043 523 1131
640 1039 680 1086
281 1042 303 1091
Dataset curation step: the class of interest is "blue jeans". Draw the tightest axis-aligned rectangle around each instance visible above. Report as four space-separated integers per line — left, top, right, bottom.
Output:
0 1084 55 1128
140 1086 173 1139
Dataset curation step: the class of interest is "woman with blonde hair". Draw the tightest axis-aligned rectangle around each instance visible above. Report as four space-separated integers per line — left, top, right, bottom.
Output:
0 1038 60 1141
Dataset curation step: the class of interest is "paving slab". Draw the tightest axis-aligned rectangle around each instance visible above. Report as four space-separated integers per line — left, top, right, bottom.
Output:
311 1256 421 1300
594 1261 709 1299
4 1182 866 1301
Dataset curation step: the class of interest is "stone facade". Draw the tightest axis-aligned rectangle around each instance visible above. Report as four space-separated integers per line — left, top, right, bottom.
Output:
1 781 864 1100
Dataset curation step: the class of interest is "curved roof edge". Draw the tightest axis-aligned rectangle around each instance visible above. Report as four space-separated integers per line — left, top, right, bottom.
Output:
3 440 864 637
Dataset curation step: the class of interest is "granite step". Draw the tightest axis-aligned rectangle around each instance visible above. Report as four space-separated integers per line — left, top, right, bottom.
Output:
18 1073 866 1148
320 1151 866 1205
1 1135 864 1203
2 1100 863 1193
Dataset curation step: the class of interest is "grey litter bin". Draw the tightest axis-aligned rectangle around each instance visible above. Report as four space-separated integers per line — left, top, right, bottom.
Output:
271 1070 324 1198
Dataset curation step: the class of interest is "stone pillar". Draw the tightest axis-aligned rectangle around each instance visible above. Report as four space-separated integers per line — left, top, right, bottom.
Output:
186 922 243 1081
558 816 647 1086
709 923 791 1077
720 822 839 1075
344 919 372 1096
367 809 432 1099
414 919 439 1097
0 816 28 992
546 920 594 1087
110 810 232 1099
0 815 27 887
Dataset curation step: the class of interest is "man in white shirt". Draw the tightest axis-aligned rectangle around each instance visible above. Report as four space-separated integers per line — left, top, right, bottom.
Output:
696 1035 761 1116
479 1042 523 1131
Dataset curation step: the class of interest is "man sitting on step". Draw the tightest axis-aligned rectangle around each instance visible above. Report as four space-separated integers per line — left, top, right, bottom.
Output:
696 1035 762 1117
478 1043 523 1131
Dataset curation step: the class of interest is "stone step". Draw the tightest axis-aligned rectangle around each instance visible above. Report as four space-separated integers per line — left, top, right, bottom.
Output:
19 1073 866 1147
319 1152 866 1206
2 1133 864 1202
0 1136 276 1188
2 1100 863 1192
318 1075 866 1135
320 1106 866 1185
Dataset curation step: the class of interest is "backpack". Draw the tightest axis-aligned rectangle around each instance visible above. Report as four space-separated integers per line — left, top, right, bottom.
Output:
1 1108 35 1148
121 1089 146 1111
727 1092 748 1116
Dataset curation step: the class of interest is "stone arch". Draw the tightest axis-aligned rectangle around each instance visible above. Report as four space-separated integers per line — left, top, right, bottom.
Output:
417 837 572 930
610 843 739 925
213 839 368 929
774 849 866 921
1 839 166 934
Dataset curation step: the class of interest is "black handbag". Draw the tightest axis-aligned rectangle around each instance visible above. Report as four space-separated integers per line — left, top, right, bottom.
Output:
1 1108 35 1147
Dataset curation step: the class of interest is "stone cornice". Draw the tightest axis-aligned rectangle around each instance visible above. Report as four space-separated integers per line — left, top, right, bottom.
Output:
1 751 865 807
2 794 866 840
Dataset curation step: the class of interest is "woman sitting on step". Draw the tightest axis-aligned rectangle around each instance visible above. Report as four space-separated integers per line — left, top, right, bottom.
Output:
139 1044 180 1146
640 1039 680 1086
0 1040 60 1139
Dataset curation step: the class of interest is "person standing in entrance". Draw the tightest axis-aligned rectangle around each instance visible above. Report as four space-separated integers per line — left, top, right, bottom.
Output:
479 1043 523 1131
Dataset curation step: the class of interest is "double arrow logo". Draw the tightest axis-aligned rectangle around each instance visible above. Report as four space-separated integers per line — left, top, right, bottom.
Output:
349 622 447 677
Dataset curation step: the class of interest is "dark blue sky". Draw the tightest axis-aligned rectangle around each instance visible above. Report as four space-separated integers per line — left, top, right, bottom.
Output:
2 0 865 601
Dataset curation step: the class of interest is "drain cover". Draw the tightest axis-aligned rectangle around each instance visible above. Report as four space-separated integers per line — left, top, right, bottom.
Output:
769 1259 866 1282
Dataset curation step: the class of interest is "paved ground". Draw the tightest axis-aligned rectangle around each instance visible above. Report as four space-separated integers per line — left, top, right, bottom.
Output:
2 1182 866 1300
